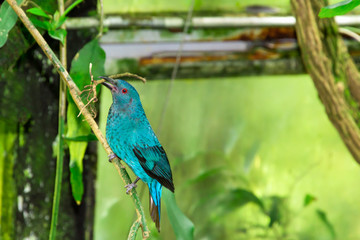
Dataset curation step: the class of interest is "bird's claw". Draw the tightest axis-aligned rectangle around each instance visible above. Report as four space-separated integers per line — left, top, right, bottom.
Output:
108 153 116 162
125 183 137 194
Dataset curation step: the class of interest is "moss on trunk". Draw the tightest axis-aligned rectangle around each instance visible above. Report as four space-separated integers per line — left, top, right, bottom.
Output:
291 0 360 165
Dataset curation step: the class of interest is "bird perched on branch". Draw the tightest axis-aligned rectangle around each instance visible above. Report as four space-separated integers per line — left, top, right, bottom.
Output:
100 76 175 232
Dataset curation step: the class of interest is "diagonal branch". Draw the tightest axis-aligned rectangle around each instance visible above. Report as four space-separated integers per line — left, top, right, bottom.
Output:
5 0 150 238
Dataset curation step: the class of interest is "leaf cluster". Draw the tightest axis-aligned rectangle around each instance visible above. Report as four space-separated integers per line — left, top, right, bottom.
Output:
26 0 83 44
184 150 336 239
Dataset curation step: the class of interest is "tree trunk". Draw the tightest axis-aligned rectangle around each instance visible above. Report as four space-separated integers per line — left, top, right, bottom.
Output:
291 0 360 165
0 1 98 239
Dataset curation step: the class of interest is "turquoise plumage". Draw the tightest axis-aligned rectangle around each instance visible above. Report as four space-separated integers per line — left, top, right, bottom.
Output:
101 77 175 232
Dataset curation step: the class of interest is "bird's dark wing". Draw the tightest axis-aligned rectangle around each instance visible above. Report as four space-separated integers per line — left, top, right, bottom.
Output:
133 145 174 192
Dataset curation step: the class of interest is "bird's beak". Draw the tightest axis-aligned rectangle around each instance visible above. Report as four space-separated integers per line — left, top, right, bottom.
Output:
99 76 117 91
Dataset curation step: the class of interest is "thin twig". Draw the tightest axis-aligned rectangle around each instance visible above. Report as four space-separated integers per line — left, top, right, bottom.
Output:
77 63 98 118
339 27 360 42
5 0 150 238
22 1 42 10
109 72 146 83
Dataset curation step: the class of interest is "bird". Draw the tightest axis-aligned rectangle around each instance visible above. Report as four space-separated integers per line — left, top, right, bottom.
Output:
100 76 175 232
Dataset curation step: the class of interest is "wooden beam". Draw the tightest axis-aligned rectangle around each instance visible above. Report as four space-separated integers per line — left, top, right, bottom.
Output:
66 15 360 29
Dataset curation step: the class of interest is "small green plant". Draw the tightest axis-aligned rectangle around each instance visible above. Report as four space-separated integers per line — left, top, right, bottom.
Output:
26 0 82 44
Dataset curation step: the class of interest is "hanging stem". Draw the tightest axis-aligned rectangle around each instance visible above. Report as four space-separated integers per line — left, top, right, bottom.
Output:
128 220 141 240
49 119 65 240
49 0 67 239
6 0 150 238
96 0 104 38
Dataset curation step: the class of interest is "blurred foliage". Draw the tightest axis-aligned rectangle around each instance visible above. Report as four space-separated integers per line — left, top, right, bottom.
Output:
95 75 360 239
103 0 347 14
303 194 316 207
316 209 336 239
103 0 289 14
213 189 264 217
0 122 17 240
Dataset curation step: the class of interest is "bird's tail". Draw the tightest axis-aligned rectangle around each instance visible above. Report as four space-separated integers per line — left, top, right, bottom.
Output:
148 180 162 232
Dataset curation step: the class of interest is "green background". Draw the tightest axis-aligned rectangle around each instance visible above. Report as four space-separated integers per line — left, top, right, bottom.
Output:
95 75 360 239
103 0 343 14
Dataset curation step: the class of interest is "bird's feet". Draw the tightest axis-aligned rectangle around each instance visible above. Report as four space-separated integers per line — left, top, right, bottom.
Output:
108 153 117 163
125 177 140 194
125 183 137 194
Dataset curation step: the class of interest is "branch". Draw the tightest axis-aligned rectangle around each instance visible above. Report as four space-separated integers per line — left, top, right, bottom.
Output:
109 72 146 83
5 0 150 238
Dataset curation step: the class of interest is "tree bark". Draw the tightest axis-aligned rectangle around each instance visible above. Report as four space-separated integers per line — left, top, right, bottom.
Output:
0 1 98 239
291 0 360 165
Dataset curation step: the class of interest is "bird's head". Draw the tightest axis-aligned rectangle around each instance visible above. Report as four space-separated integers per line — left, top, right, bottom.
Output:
100 76 141 111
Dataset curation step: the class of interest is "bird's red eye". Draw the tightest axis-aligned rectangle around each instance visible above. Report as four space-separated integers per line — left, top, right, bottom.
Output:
122 88 128 94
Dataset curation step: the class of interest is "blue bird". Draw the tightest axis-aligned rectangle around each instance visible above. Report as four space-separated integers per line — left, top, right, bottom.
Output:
100 76 175 232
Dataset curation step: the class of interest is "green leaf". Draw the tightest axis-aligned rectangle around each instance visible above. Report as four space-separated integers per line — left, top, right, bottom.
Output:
217 188 264 216
50 10 60 31
66 39 105 203
316 209 336 239
243 141 260 173
164 189 194 240
67 104 88 203
55 15 67 29
319 0 360 18
63 0 83 16
48 29 67 45
186 167 223 185
0 0 24 48
53 10 60 22
52 134 60 158
26 7 51 19
29 17 51 30
265 196 288 227
69 157 83 205
64 134 98 142
304 194 316 207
